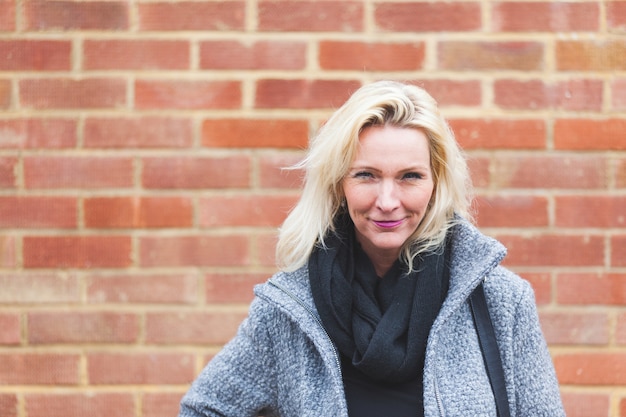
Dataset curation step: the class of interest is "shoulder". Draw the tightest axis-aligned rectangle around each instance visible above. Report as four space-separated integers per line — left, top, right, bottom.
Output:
251 266 322 331
482 265 540 339
254 266 313 308
484 266 533 304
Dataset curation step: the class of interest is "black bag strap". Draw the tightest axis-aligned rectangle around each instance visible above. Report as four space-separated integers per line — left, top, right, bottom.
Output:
469 281 512 417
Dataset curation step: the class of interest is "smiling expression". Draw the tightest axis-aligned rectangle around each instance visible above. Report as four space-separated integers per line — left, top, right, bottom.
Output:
342 125 434 275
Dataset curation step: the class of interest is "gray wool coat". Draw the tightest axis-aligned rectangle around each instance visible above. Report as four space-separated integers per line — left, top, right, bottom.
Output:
179 219 566 417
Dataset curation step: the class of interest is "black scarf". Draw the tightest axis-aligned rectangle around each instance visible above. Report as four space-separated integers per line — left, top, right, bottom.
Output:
308 214 449 383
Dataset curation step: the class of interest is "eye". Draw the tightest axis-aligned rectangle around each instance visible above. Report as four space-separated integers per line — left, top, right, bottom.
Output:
353 171 374 179
402 172 423 180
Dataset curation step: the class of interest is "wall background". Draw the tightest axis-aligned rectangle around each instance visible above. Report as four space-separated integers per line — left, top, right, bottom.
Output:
0 0 625 416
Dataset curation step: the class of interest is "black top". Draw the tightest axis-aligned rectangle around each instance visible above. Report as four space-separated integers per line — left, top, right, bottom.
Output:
341 354 423 417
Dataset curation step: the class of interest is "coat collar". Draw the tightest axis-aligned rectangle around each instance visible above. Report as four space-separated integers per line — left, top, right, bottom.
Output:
258 217 506 326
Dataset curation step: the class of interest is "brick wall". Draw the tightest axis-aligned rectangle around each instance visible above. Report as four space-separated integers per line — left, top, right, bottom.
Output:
0 0 625 416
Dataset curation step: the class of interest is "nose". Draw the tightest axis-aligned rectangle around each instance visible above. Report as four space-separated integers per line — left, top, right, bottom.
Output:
376 179 400 212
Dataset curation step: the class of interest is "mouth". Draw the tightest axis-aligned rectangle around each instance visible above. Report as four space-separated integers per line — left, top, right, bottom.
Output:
373 219 404 229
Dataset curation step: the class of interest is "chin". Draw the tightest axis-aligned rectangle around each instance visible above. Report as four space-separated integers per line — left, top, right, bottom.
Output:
370 239 407 253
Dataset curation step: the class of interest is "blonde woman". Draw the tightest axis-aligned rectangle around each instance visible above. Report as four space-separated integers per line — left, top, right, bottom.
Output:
179 81 565 417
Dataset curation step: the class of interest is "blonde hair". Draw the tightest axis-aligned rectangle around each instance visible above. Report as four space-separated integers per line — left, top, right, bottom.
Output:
276 80 473 272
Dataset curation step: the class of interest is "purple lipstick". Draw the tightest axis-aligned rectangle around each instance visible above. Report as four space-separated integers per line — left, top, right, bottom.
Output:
373 220 403 228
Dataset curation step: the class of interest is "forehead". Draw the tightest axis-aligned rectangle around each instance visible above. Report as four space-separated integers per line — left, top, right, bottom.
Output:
352 125 431 166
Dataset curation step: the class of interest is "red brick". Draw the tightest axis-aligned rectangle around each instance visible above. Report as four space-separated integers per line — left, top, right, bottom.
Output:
412 79 482 107
84 116 192 148
0 273 80 303
616 398 626 417
87 352 194 384
202 118 308 149
0 119 77 149
258 152 305 189
522 272 551 305
255 232 278 267
255 79 361 109
539 312 608 345
556 196 626 227
618 313 626 345
492 155 606 189
25 393 134 417
554 353 626 385
617 158 626 188
557 273 626 305
438 41 543 70
85 197 193 228
319 41 424 71
557 40 626 71
0 314 20 345
25 0 129 30
474 195 548 227
20 78 126 109
199 195 298 227
497 234 604 267
561 392 610 417
0 394 17 417
0 79 9 109
138 1 244 31
145 311 246 344
494 79 603 111
24 156 133 189
612 236 626 267
613 78 626 110
0 0 15 31
0 236 15 268
200 40 306 70
0 353 79 384
554 119 626 150
449 119 545 149
205 272 267 303
0 157 16 188
0 40 70 71
466 156 490 188
608 1 626 31
492 2 599 32
258 0 363 32
84 39 189 70
87 273 198 304
375 2 480 32
142 392 184 417
140 235 250 267
135 79 241 110
28 311 138 344
0 196 76 228
23 236 132 268
142 156 250 189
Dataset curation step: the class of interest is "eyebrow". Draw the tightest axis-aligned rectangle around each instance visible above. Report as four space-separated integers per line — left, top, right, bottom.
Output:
348 163 431 173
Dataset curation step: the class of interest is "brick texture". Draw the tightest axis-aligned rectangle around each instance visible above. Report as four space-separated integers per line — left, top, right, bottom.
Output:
25 393 135 417
0 0 15 31
2 0 625 415
0 40 71 71
25 0 129 31
19 78 127 109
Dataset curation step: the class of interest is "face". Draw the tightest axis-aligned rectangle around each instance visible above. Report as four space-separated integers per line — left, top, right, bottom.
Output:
342 125 434 265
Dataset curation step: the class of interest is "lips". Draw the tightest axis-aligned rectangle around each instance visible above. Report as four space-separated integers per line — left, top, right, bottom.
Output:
373 220 403 228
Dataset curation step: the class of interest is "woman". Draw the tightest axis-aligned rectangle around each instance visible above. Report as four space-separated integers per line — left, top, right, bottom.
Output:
179 81 565 416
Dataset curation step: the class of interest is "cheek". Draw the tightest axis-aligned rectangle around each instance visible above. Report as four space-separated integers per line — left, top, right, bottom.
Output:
343 187 374 212
407 187 435 211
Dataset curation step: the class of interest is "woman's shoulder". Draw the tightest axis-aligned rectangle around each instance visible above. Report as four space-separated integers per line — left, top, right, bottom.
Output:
251 265 320 323
254 266 311 300
483 265 538 319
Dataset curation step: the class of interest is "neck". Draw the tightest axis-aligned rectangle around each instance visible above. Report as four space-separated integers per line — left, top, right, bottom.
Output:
365 250 398 278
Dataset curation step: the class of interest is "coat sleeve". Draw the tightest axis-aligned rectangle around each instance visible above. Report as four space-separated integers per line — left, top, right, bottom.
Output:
509 281 565 416
178 297 278 417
